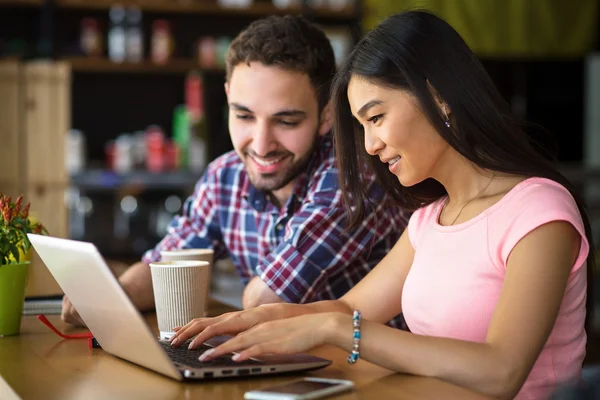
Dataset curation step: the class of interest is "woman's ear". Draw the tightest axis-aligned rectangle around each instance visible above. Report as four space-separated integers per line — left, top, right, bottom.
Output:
440 102 451 119
318 102 333 136
426 80 451 118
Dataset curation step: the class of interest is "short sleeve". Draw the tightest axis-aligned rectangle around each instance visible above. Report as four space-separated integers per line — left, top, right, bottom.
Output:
489 179 589 273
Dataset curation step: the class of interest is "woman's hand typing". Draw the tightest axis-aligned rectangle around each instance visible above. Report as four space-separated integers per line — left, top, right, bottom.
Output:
169 303 295 349
195 313 343 362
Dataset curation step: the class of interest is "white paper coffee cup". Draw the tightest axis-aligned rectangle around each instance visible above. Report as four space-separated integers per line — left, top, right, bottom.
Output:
149 260 211 340
160 248 214 308
160 248 214 264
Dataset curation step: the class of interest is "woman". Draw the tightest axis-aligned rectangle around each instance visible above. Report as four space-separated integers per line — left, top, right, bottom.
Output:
169 11 594 399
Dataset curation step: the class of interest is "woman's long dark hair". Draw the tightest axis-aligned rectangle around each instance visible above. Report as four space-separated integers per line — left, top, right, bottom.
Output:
332 10 595 328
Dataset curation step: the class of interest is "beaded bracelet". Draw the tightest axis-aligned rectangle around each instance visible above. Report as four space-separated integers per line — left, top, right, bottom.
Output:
347 310 362 364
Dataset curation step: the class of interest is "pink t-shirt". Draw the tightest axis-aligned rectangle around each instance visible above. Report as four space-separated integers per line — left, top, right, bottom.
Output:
403 177 588 399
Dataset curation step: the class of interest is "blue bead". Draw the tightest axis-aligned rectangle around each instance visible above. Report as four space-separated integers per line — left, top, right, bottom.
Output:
354 331 361 339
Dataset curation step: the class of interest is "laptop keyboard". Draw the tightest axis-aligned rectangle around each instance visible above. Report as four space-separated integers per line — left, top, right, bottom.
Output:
161 341 262 368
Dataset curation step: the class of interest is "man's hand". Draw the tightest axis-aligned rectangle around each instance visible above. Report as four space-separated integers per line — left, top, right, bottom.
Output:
61 296 86 327
242 276 285 309
118 261 156 312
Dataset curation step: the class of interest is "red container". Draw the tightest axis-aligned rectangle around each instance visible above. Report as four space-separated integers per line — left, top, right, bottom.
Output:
165 140 180 170
146 128 165 172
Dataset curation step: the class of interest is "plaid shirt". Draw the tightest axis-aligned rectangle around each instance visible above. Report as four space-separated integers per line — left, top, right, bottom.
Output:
143 135 409 326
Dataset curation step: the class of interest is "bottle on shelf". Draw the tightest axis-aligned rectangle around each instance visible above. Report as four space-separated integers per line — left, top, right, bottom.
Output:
126 6 144 63
172 104 189 168
66 129 86 174
186 71 209 172
114 134 134 173
151 19 173 65
108 5 127 63
197 36 216 69
80 18 103 57
146 126 166 172
215 36 231 69
165 140 180 170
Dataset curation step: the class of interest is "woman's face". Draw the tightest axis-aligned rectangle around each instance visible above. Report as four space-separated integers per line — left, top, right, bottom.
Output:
347 76 451 187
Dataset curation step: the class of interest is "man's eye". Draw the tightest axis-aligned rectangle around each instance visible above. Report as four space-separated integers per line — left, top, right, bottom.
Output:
236 114 253 120
279 120 299 127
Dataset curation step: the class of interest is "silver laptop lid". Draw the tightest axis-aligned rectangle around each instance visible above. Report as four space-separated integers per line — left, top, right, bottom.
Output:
27 234 182 380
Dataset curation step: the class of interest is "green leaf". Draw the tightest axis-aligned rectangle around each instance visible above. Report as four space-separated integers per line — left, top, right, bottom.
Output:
9 245 19 263
21 231 31 253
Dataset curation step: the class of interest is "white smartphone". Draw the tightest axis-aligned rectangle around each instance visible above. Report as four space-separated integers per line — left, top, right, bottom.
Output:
244 377 355 400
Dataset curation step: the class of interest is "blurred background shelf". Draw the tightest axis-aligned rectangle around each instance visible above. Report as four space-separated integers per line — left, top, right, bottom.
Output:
65 56 222 74
0 0 42 7
54 0 359 19
0 0 360 21
70 169 202 190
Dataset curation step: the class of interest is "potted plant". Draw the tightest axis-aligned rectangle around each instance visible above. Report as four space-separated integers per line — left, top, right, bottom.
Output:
0 194 47 337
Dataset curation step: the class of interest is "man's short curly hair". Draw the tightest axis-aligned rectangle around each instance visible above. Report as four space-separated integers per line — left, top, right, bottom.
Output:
226 15 336 112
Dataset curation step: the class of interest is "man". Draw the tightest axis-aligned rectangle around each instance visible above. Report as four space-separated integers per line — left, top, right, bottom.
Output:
62 15 408 326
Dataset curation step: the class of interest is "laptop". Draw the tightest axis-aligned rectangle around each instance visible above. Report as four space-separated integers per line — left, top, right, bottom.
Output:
27 234 331 381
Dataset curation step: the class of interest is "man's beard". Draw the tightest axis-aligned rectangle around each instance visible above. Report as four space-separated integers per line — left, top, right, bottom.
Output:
244 138 318 193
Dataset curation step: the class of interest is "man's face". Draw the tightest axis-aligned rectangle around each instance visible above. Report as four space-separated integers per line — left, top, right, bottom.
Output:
226 62 331 200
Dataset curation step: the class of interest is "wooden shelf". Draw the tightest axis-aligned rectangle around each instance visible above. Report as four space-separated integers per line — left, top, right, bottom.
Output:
65 56 224 74
0 0 43 7
55 0 358 19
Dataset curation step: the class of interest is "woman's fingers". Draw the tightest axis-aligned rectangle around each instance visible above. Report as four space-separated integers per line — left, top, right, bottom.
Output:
198 340 246 361
172 308 277 349
195 314 325 362
188 312 262 349
197 325 275 360
170 311 240 345
170 318 216 346
234 342 286 362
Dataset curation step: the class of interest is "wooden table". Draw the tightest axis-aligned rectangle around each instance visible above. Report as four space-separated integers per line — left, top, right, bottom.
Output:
0 299 492 400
